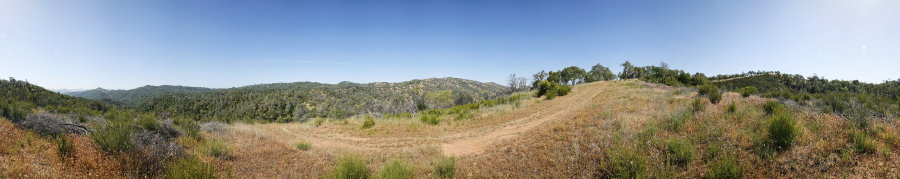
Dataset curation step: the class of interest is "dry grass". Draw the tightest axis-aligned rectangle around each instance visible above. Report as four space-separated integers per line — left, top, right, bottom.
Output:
0 119 123 178
198 80 897 178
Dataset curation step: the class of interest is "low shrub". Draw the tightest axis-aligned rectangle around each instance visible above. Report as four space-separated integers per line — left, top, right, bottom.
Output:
607 147 646 179
727 102 737 113
708 91 722 104
56 135 75 159
698 84 717 96
361 117 375 129
665 111 692 132
377 160 412 179
329 155 369 179
707 155 741 179
433 157 456 179
692 98 706 113
314 118 327 127
557 85 571 96
740 86 758 97
852 132 876 154
165 156 216 179
92 119 135 153
137 114 160 132
767 108 797 151
762 101 781 115
666 138 695 166
295 141 311 151
201 139 231 159
420 114 440 125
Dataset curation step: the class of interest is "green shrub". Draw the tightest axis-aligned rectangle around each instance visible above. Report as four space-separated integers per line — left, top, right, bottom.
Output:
666 138 695 166
91 119 135 153
727 102 737 113
545 88 559 100
201 139 231 159
707 155 741 179
433 157 456 179
56 135 75 159
557 85 571 96
295 141 311 151
698 84 717 96
665 111 692 132
420 114 440 125
607 147 646 179
314 118 327 127
708 91 722 104
136 114 160 131
165 156 217 179
762 101 781 115
692 98 706 113
377 160 412 179
173 117 201 139
329 155 369 179
740 86 758 97
852 132 876 154
361 117 375 129
767 108 797 151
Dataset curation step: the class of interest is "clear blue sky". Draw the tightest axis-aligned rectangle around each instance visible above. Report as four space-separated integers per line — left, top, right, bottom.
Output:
1 0 898 89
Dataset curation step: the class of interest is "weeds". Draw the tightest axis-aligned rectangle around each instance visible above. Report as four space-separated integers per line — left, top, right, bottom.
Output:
707 155 741 179
329 155 369 179
91 119 135 153
606 146 646 179
665 111 692 132
767 107 797 152
692 98 706 113
56 135 75 159
665 138 695 166
851 132 876 154
361 116 375 129
295 141 311 151
433 157 456 179
420 113 440 125
201 139 231 159
726 102 736 114
165 156 217 179
377 160 412 179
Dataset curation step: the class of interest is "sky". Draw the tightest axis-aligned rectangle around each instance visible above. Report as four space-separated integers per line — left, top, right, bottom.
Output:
1 0 898 90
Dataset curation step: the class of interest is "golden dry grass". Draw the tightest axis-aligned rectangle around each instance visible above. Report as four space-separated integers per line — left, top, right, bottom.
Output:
201 80 898 178
0 119 123 179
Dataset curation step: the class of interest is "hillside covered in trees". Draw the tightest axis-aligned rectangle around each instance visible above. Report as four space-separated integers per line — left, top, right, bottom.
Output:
69 78 508 122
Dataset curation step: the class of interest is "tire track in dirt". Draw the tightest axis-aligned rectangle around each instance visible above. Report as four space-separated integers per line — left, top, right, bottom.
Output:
230 82 610 157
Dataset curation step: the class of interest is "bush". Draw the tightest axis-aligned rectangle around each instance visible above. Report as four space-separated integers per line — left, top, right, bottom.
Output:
852 132 876 154
607 147 646 179
666 138 695 166
295 141 311 151
314 118 327 127
708 91 722 104
420 114 440 125
767 108 797 151
92 119 135 153
165 156 216 179
698 84 717 96
692 98 706 113
377 160 412 179
740 86 758 97
762 101 781 115
545 88 559 100
557 85 571 96
665 111 692 132
137 114 160 131
56 135 75 159
707 155 741 179
329 155 369 179
361 117 375 129
201 139 231 159
433 157 456 179
727 102 736 113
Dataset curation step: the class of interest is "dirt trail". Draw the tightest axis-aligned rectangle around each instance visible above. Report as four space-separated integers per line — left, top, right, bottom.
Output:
229 82 609 157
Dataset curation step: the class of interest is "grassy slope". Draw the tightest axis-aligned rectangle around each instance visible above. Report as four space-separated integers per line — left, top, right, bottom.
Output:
210 80 898 178
0 119 123 178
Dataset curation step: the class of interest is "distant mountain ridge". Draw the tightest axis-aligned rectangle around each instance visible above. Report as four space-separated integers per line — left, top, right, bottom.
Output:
66 77 508 122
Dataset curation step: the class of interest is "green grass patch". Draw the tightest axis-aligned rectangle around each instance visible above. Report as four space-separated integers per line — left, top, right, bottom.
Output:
361 116 375 129
56 135 75 159
165 156 217 179
295 141 312 151
606 146 646 179
329 155 369 179
433 157 456 179
665 138 695 166
376 160 413 179
201 139 231 159
707 155 741 179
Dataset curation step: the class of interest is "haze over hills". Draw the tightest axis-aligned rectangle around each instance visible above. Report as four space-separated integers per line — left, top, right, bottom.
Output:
66 77 508 122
